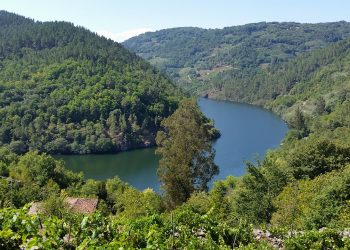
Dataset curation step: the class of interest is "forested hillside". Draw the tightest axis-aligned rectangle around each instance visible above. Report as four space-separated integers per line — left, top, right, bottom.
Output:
123 22 350 102
1 39 350 248
1 11 350 249
264 39 350 121
0 11 182 154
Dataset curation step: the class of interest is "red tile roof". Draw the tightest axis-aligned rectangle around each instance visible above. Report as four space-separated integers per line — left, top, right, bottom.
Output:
65 197 98 214
28 197 98 215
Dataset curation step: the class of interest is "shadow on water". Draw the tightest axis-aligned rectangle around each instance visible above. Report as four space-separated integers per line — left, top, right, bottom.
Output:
57 98 288 191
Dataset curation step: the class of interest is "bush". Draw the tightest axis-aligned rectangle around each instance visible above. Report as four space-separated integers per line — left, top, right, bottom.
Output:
284 229 345 250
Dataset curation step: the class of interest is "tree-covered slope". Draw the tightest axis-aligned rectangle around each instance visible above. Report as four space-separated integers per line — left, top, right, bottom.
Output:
219 38 350 107
0 11 183 154
123 22 350 102
1 19 350 249
264 39 350 124
224 38 350 234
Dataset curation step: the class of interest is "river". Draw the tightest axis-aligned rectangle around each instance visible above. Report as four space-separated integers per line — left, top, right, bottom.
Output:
56 98 288 191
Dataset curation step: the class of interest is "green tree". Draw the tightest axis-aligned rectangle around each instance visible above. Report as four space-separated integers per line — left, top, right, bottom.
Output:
272 165 350 229
287 138 350 179
315 97 326 115
232 158 289 225
156 99 219 208
292 107 306 131
233 164 273 225
0 11 182 155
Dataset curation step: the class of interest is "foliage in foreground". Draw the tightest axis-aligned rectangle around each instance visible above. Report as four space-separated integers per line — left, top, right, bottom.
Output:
1 10 350 250
1 205 350 249
0 205 257 249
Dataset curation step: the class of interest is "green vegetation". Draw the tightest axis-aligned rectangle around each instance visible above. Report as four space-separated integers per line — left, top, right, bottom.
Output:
0 11 182 154
1 139 349 248
1 11 350 249
156 99 218 208
123 22 350 102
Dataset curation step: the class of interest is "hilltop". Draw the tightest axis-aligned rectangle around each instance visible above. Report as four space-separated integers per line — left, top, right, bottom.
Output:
0 11 182 154
124 21 350 103
1 12 350 249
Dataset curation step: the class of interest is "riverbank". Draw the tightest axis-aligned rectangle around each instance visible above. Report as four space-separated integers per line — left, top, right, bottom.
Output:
59 98 288 190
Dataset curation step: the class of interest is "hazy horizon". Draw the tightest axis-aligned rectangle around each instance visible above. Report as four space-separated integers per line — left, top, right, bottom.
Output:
2 0 349 42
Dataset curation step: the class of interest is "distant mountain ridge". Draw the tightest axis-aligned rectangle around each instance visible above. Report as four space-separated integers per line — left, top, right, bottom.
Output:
0 11 182 154
123 21 350 103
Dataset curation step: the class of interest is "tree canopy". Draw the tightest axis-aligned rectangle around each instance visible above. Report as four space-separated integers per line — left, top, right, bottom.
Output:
124 21 350 102
0 11 183 154
156 99 218 207
1 11 350 250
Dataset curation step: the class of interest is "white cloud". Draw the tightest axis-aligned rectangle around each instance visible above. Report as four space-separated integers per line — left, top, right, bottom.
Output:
97 28 154 42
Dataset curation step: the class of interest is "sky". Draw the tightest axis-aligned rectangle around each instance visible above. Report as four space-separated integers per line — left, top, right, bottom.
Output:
1 0 350 42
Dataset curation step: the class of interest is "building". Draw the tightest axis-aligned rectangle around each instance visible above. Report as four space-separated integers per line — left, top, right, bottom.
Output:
28 197 98 215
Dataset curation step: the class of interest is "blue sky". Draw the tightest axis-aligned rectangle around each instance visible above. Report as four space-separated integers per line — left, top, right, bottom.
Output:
1 0 350 41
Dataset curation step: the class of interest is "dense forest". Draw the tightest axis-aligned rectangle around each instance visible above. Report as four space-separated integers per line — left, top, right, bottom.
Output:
1 11 350 249
123 22 350 102
0 11 183 154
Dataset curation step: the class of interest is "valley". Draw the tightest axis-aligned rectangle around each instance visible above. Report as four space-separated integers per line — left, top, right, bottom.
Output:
0 8 350 249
